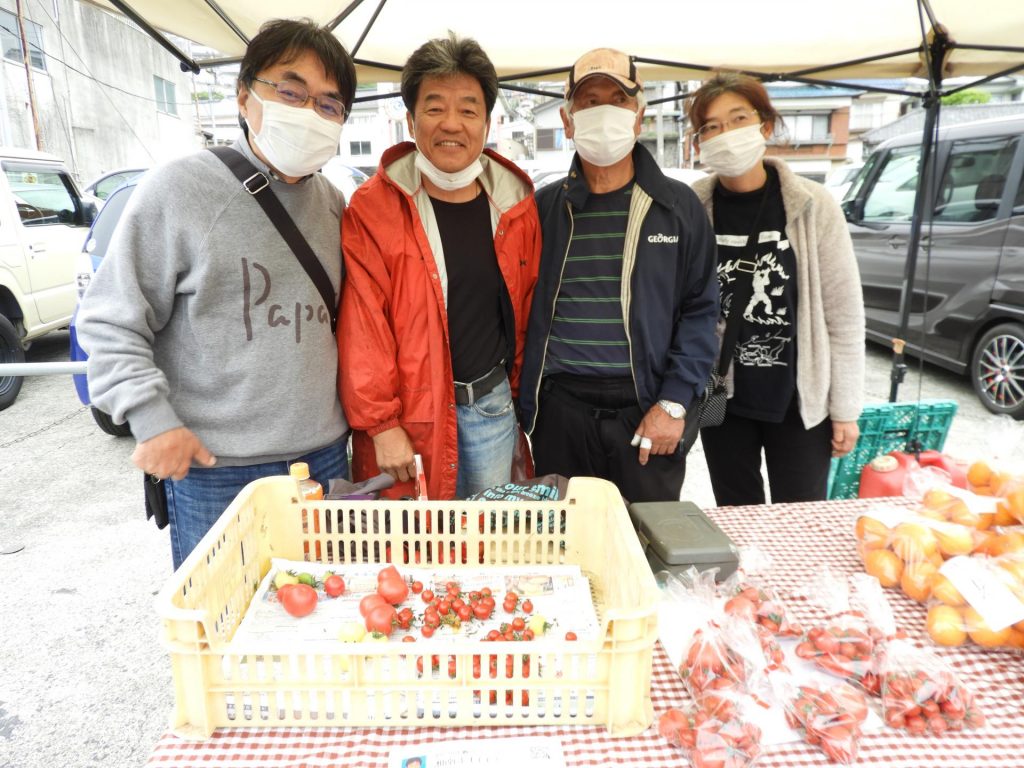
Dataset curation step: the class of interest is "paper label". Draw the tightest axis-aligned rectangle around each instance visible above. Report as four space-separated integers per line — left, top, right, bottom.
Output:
940 556 1024 631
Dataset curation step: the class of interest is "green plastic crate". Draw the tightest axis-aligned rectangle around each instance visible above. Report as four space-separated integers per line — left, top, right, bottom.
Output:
826 399 958 500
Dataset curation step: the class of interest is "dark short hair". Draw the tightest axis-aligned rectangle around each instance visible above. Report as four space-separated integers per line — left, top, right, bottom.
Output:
401 32 498 116
238 18 356 117
687 72 781 141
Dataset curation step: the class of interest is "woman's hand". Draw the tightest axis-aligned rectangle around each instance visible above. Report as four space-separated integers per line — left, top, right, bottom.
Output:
831 420 859 457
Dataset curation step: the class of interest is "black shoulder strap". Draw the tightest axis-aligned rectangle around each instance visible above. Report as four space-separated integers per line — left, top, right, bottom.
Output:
716 181 771 374
208 145 337 334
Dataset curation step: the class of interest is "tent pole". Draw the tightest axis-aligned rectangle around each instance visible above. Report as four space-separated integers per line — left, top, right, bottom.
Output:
889 7 949 402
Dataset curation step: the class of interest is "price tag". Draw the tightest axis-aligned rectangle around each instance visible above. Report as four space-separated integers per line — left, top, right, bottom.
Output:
940 556 1024 631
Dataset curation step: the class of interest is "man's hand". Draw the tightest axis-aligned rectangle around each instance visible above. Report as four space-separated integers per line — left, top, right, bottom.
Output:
132 427 216 480
372 426 417 482
831 420 859 458
633 405 685 466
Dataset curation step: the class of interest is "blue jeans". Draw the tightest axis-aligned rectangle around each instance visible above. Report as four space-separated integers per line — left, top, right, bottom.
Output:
455 376 516 498
165 440 349 570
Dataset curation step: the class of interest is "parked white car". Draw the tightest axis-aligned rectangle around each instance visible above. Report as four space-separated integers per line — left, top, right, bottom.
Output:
0 147 96 409
320 158 370 201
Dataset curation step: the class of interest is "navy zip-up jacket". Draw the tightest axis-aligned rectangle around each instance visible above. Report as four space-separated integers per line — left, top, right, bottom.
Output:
519 144 719 435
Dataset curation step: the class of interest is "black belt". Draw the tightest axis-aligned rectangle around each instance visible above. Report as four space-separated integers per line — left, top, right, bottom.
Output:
454 364 506 406
541 377 634 419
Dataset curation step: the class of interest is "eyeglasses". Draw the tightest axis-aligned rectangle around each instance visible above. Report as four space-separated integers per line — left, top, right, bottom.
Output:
252 77 347 122
696 109 760 140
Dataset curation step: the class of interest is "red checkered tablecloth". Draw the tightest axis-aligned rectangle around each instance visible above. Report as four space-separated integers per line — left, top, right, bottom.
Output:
145 498 1024 767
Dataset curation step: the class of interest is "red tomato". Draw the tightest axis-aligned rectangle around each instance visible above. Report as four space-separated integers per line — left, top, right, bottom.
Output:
421 589 435 603
402 635 416 643
521 599 533 614
511 617 525 631
324 575 345 598
565 631 578 641
421 624 435 638
366 603 397 636
377 564 400 583
360 593 387 617
724 595 756 621
411 580 424 594
275 584 296 602
377 577 409 605
280 583 317 618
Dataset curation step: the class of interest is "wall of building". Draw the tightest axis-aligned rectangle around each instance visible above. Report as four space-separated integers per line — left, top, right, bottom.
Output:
0 0 199 184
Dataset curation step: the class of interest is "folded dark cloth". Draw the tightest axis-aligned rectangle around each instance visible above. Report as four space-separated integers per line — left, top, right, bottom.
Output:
325 472 395 500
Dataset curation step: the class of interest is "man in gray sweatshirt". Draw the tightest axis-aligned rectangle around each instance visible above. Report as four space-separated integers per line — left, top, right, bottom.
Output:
76 20 356 569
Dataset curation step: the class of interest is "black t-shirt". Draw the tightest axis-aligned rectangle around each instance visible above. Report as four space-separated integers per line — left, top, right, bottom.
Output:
712 166 798 422
430 191 506 383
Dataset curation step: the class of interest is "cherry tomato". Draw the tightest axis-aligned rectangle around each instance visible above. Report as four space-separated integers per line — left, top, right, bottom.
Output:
421 589 435 604
280 583 318 618
421 624 436 638
365 603 397 636
565 631 578 641
521 599 533 614
438 600 451 615
472 603 492 620
360 593 387 617
457 605 473 621
410 580 424 594
402 635 416 643
512 617 525 631
323 575 346 598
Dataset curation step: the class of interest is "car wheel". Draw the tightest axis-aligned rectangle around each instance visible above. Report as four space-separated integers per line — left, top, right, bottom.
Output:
971 322 1024 419
0 313 25 411
91 406 132 437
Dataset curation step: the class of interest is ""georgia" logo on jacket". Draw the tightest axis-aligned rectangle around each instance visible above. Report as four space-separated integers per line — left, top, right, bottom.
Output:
647 233 679 243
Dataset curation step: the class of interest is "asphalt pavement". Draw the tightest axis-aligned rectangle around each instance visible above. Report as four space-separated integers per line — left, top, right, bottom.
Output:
1 331 1022 768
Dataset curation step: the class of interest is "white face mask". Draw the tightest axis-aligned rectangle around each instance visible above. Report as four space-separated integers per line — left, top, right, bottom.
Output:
247 91 343 178
414 149 484 192
570 104 638 167
698 123 767 178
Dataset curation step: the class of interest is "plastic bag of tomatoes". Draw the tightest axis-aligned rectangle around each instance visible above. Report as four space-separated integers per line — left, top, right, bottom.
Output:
771 674 869 765
879 637 985 735
658 705 763 768
794 572 900 695
721 576 803 638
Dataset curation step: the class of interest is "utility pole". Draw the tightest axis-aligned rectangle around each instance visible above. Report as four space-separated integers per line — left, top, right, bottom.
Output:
15 0 43 150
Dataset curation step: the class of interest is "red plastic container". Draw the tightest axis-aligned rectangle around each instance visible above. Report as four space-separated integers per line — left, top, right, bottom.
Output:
859 454 911 498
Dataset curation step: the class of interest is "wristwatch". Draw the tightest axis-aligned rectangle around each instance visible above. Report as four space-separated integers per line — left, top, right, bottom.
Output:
657 399 686 419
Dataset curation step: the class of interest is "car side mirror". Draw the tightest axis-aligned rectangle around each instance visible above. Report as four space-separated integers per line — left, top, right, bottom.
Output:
841 198 862 223
81 200 98 226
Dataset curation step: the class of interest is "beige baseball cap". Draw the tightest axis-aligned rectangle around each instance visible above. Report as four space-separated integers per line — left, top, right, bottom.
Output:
565 48 642 99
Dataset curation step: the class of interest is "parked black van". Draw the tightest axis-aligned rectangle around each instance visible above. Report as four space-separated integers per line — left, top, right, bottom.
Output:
843 114 1024 419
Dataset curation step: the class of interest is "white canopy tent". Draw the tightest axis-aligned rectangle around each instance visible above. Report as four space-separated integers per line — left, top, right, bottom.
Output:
89 0 1024 403
94 0 1023 87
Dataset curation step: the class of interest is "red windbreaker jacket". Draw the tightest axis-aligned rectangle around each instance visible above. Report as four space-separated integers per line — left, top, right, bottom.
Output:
338 143 541 499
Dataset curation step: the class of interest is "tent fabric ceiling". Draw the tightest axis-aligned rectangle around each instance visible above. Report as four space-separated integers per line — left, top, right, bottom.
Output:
93 0 1024 85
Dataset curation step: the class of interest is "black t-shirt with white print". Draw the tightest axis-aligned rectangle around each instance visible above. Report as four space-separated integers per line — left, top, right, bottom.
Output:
712 166 797 423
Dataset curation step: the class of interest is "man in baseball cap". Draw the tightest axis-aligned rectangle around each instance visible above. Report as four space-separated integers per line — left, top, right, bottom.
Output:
518 48 719 503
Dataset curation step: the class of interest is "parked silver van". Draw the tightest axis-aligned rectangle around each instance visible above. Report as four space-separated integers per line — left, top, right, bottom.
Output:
0 147 95 409
843 114 1024 419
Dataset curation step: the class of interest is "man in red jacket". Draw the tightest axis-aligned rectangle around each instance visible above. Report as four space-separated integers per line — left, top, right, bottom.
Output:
338 33 540 500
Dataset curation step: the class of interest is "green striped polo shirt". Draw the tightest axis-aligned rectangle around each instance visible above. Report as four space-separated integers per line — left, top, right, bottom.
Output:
545 182 632 376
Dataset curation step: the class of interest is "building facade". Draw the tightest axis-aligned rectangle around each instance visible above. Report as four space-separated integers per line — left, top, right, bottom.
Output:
0 0 199 184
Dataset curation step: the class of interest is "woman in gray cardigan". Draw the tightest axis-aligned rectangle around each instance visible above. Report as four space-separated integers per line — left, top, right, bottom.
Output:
687 72 865 505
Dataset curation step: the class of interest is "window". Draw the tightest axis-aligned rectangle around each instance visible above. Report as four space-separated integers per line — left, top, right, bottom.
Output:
349 141 371 155
861 146 922 222
4 165 77 227
933 136 1019 223
536 127 564 151
0 9 46 71
153 76 176 115
783 114 830 143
